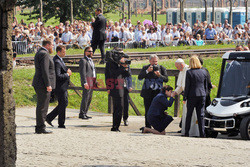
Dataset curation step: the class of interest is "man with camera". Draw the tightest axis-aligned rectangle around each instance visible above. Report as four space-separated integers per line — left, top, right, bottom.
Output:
138 54 168 128
105 48 131 132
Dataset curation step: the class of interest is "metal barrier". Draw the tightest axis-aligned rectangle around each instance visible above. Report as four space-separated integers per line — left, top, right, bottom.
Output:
12 39 249 55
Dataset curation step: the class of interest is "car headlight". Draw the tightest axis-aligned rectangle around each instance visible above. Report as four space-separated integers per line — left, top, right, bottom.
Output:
240 101 250 107
211 99 218 106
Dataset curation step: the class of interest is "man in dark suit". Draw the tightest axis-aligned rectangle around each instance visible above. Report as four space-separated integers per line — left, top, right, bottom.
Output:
79 46 97 119
46 45 72 128
221 60 245 97
91 8 107 64
32 39 56 134
123 68 133 126
105 49 131 131
138 54 168 128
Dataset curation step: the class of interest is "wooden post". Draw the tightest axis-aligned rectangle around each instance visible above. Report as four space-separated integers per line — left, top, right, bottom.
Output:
128 95 141 116
154 0 157 21
0 1 17 166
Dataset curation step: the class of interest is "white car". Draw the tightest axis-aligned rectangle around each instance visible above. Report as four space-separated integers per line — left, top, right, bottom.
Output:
205 51 250 140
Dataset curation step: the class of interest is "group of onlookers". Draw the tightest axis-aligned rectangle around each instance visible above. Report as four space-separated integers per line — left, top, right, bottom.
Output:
11 16 250 52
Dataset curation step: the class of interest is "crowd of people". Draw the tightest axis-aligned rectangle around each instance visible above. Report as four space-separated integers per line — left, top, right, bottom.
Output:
12 14 250 53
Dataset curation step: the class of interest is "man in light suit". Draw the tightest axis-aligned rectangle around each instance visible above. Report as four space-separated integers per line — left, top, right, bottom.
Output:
79 46 97 119
32 39 55 134
91 8 107 64
46 45 72 128
138 54 168 128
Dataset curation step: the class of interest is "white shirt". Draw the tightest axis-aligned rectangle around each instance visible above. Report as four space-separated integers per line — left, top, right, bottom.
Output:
108 31 119 42
164 33 172 43
61 31 73 43
77 34 90 46
171 31 180 40
175 65 189 95
184 26 192 34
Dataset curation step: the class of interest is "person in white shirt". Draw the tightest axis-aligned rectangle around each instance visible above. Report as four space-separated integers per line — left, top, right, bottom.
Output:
216 23 223 34
119 27 127 43
141 31 148 47
163 28 173 46
184 22 192 34
77 30 91 48
61 27 73 45
148 28 157 47
172 59 199 136
108 26 119 42
171 26 180 46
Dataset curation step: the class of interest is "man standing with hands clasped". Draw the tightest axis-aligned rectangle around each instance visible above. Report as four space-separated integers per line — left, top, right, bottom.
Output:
79 46 97 119
46 45 72 129
138 54 168 128
91 8 107 64
32 39 55 134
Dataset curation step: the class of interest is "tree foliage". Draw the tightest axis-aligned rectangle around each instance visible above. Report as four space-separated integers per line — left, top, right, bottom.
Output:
16 0 121 23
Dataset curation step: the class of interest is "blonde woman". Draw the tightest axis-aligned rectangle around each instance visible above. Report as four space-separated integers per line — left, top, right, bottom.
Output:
183 56 207 137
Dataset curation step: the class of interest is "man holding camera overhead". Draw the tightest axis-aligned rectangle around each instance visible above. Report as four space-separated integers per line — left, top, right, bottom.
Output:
105 48 131 132
138 54 168 128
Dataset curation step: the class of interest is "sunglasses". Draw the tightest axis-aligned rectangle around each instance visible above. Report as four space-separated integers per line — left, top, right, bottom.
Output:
87 51 93 53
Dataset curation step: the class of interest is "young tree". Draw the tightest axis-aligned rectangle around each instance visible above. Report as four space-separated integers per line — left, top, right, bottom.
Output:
179 0 185 23
40 0 43 22
245 0 248 22
204 0 207 22
212 0 215 22
229 0 233 26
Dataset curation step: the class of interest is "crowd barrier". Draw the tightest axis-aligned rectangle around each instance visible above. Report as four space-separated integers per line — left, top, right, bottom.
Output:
12 39 248 54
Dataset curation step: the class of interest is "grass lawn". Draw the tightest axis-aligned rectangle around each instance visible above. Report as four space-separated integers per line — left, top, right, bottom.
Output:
13 57 222 117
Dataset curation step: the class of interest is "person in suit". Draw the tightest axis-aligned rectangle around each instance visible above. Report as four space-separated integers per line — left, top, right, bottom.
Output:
79 46 97 119
221 60 245 97
198 57 214 108
46 45 72 128
138 54 168 128
140 85 175 135
32 39 56 134
91 8 107 64
183 56 207 137
105 48 131 132
123 67 133 126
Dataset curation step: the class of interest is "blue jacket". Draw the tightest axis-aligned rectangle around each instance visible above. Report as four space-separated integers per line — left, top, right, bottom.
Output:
147 92 175 118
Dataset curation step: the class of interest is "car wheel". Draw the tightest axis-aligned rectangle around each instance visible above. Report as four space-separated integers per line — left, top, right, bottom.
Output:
205 128 218 138
240 116 250 140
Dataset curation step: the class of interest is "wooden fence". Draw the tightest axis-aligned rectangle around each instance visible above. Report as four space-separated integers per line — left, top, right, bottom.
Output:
67 66 181 117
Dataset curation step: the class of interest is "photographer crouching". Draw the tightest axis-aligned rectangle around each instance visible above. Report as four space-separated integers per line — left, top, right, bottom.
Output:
105 48 131 132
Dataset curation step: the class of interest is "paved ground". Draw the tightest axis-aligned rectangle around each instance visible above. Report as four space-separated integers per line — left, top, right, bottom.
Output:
16 107 249 167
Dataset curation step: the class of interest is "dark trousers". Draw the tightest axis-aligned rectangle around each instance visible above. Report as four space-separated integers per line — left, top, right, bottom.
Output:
34 88 51 131
185 96 206 137
123 89 129 121
80 88 93 116
143 90 160 128
47 90 68 126
112 96 124 130
91 39 105 60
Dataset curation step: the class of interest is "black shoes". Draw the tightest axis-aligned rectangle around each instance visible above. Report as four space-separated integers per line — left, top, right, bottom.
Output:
79 115 92 119
58 125 66 129
35 129 52 134
139 127 145 133
124 120 129 126
111 128 120 132
46 118 54 127
177 130 182 133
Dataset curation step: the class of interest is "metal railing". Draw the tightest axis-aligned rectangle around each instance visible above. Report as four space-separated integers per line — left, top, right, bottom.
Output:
12 39 248 54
